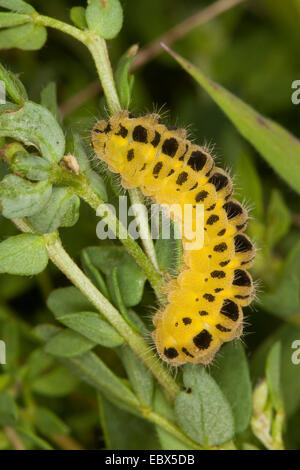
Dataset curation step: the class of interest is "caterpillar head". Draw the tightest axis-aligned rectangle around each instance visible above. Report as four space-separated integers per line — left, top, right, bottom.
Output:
92 111 134 173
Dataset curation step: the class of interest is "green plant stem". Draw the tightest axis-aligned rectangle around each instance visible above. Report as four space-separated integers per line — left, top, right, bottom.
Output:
33 15 119 116
45 236 179 398
3 427 26 451
32 13 162 284
87 35 161 276
129 187 160 272
98 395 202 450
33 13 88 43
88 35 121 115
141 408 203 450
13 218 179 400
88 36 162 278
33 14 119 114
51 166 163 298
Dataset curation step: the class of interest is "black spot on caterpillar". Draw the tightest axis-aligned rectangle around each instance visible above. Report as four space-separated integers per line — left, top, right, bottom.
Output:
92 111 256 365
162 137 179 157
163 347 179 359
133 125 148 143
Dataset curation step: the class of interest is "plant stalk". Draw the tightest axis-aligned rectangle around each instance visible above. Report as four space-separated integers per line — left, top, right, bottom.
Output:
51 166 163 298
13 218 179 400
33 13 162 285
129 187 160 272
45 234 180 398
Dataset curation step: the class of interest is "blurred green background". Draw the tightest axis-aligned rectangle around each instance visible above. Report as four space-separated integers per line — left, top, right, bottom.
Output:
1 0 300 449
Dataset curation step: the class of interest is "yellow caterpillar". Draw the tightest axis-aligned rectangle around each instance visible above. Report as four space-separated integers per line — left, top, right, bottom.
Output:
92 111 255 365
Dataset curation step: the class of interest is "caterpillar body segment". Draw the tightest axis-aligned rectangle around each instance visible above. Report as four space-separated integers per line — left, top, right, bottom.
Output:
92 111 255 365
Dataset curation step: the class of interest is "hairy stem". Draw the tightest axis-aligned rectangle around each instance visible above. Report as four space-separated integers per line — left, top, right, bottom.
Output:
33 13 88 43
60 0 246 115
129 187 160 272
141 408 203 450
45 234 179 397
13 219 179 399
51 166 163 297
86 37 161 276
32 12 162 283
87 35 120 115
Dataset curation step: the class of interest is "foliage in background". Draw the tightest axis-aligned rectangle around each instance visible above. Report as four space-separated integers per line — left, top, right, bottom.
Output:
0 0 300 450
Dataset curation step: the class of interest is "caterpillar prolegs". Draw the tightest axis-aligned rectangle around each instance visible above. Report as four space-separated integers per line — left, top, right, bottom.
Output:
92 111 255 366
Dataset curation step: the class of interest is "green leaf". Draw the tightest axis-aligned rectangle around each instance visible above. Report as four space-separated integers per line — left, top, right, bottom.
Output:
235 151 263 220
66 131 108 199
106 266 138 331
35 407 70 437
266 342 284 412
115 45 137 109
260 275 300 319
81 249 110 298
210 342 252 434
153 387 190 450
1 320 19 370
16 426 53 450
87 169 107 201
0 233 48 275
29 188 80 233
0 62 27 104
121 346 153 407
175 365 234 447
0 174 52 218
66 132 90 173
282 239 300 281
1 141 27 165
40 82 60 123
0 105 19 116
0 12 29 27
0 304 9 321
0 391 18 426
47 286 95 316
60 194 80 228
57 312 124 348
84 246 146 307
0 0 35 13
98 394 158 450
261 239 300 319
265 189 291 250
0 23 47 51
60 351 139 409
70 6 87 30
44 329 95 358
0 101 65 162
0 374 11 392
125 308 148 336
86 0 123 40
0 431 10 450
32 365 79 397
47 292 132 385
32 323 60 342
26 348 55 381
11 152 52 181
165 47 300 195
251 324 300 417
